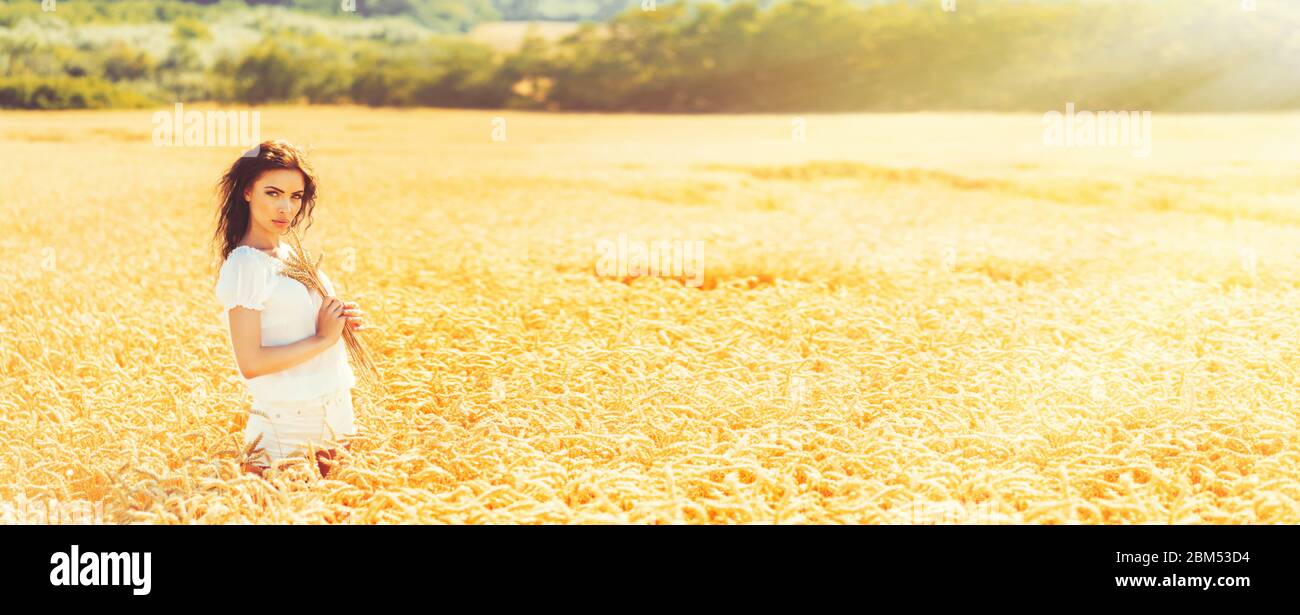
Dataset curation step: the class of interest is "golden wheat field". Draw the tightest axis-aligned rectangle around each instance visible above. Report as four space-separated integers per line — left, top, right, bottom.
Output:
3 107 1300 524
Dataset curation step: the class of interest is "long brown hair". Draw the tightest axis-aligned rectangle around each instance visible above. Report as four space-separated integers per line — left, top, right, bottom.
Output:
212 140 319 262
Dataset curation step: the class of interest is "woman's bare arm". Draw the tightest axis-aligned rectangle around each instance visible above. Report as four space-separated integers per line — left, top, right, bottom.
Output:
227 297 347 379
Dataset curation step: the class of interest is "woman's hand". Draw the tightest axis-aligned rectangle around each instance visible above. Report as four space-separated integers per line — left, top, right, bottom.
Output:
341 301 365 331
316 296 348 343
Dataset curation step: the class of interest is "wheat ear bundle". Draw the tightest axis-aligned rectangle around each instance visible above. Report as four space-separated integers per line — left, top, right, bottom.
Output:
279 229 380 387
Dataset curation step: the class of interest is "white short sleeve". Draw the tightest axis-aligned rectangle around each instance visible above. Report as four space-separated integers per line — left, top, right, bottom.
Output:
319 269 337 297
215 248 277 311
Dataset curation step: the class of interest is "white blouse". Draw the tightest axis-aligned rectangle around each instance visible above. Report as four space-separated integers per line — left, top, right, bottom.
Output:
214 244 356 404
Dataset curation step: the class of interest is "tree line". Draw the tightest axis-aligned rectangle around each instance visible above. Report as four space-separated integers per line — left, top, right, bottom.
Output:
2 0 1298 111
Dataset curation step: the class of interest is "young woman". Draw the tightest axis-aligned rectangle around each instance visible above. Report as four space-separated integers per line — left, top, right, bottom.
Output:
212 140 363 478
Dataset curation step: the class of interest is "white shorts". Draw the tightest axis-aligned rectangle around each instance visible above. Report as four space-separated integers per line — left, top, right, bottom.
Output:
244 387 357 466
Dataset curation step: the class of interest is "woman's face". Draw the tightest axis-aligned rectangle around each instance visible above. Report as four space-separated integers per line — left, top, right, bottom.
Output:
242 169 305 238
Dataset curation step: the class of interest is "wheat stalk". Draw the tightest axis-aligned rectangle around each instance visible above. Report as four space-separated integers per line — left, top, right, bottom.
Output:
279 229 381 388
